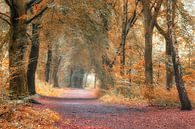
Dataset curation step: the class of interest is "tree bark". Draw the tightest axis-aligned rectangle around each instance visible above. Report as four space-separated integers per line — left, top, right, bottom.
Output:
120 32 127 75
69 68 73 87
27 23 40 95
45 47 52 82
155 21 174 90
120 0 138 75
49 44 61 87
120 1 128 75
9 1 28 98
165 38 174 90
144 29 153 84
142 0 154 85
142 0 162 85
53 56 62 87
167 0 192 110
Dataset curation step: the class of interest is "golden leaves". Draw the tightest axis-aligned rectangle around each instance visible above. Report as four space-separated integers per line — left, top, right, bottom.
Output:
35 79 65 97
0 104 61 129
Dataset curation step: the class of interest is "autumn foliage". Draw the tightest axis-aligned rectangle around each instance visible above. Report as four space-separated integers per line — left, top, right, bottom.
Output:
0 0 194 128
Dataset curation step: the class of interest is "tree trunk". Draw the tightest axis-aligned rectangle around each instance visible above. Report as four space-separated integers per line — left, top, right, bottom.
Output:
53 56 62 87
167 0 192 110
142 1 154 85
49 44 60 87
69 68 73 87
70 67 85 88
120 33 127 75
120 0 138 75
142 0 163 85
165 38 174 90
45 48 52 82
84 73 88 88
9 1 28 98
144 28 153 84
94 73 97 88
27 23 40 95
128 57 132 86
120 1 128 75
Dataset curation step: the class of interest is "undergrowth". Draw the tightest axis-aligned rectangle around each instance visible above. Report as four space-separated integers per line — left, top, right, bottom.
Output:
100 85 195 107
36 79 65 97
0 99 61 129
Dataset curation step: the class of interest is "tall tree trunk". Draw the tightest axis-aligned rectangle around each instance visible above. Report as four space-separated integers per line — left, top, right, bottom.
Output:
70 67 85 88
50 44 60 87
27 23 40 95
120 33 127 75
9 1 28 98
84 73 88 88
142 1 154 85
120 1 128 75
120 0 138 75
53 56 62 87
69 68 73 87
167 0 192 110
142 0 162 85
144 27 153 84
165 38 174 90
45 47 52 82
155 16 174 90
94 73 97 88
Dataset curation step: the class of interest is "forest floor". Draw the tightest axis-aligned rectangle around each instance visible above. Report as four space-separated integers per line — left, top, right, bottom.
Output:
33 88 195 129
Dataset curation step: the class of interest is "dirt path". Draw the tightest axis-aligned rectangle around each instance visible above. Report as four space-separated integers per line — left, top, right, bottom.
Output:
59 88 98 99
34 88 195 129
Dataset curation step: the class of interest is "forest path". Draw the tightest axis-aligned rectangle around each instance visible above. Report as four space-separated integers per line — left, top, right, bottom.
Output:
59 88 98 99
33 88 195 129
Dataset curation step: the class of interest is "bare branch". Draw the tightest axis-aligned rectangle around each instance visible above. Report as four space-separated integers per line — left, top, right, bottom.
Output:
0 12 10 18
155 21 168 37
26 6 48 24
0 15 11 25
151 0 163 24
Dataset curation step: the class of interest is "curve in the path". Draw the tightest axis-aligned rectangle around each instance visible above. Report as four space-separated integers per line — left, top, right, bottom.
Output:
34 88 195 129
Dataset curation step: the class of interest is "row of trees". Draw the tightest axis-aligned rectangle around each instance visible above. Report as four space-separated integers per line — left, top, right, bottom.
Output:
0 0 193 110
105 0 192 110
1 0 112 96
140 0 191 110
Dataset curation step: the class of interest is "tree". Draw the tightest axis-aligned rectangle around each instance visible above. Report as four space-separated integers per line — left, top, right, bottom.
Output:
5 0 48 98
27 1 49 95
27 0 54 95
6 0 29 98
50 46 62 87
141 0 163 84
27 23 40 95
120 0 140 75
155 18 174 90
167 0 192 110
45 45 52 82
